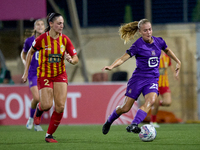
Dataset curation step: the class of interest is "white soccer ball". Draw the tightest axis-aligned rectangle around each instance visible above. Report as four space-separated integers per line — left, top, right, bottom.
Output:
138 124 157 142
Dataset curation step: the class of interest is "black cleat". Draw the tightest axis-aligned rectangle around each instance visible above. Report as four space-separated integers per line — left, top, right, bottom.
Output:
102 120 111 135
126 124 141 133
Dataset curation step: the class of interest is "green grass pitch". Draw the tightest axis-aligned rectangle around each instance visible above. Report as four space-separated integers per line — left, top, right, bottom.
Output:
0 123 200 150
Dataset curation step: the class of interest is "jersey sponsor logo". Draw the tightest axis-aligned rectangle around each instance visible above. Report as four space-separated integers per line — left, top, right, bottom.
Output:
148 57 159 67
45 45 51 50
48 54 62 63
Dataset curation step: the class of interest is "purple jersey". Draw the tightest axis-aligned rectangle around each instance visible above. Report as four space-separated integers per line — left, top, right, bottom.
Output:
23 36 39 78
127 36 167 78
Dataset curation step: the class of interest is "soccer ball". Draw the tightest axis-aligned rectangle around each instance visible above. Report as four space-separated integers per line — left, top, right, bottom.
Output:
138 124 157 142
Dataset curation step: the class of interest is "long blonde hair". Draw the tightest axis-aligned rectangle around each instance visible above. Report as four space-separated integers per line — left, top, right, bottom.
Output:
119 19 150 44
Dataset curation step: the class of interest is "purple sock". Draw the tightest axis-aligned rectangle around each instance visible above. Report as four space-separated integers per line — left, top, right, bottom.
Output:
107 109 120 124
30 108 36 118
131 109 147 125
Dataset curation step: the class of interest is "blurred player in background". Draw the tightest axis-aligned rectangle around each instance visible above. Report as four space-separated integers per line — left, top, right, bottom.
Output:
102 19 181 135
21 19 45 131
0 61 13 84
22 12 79 143
150 50 179 128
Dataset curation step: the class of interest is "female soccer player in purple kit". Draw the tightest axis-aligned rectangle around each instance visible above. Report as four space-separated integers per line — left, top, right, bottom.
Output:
21 19 45 131
102 19 181 134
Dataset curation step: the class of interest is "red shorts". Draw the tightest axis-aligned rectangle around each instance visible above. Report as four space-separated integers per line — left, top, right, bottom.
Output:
37 72 68 90
158 86 171 95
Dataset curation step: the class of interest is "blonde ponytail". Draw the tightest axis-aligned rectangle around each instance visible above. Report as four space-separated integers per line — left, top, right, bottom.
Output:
119 19 150 44
119 21 138 44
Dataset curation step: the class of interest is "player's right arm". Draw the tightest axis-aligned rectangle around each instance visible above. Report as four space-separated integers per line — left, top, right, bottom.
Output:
102 53 130 71
22 47 36 83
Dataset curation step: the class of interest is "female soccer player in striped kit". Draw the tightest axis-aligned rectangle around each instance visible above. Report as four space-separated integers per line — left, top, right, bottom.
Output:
102 19 181 135
22 13 79 143
21 19 45 131
150 50 179 128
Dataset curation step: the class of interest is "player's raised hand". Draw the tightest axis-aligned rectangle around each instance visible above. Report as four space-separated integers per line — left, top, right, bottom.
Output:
102 66 113 71
175 63 181 78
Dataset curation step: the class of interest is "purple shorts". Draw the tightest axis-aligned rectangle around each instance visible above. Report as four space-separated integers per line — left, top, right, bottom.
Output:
125 76 159 100
28 75 37 88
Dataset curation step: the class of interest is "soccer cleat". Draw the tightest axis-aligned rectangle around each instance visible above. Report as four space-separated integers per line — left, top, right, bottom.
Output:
45 135 58 143
102 120 112 135
26 117 33 130
150 122 160 128
34 125 44 131
33 105 43 125
126 124 141 133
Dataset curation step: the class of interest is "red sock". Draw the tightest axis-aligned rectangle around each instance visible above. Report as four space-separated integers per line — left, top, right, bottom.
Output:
151 115 157 122
47 111 63 135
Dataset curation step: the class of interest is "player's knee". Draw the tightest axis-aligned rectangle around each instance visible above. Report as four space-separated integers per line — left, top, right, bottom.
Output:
162 99 172 106
33 97 40 103
120 106 131 113
165 102 171 107
145 98 156 108
55 104 65 113
41 103 52 111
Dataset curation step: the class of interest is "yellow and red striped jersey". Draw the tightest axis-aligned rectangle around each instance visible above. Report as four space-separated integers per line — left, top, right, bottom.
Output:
32 32 77 78
158 53 171 87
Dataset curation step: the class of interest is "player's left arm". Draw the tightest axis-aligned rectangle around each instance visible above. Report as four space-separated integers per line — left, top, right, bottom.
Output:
65 36 79 65
163 47 181 78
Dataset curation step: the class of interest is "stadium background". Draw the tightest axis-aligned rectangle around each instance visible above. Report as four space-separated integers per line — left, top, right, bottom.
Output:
0 0 200 124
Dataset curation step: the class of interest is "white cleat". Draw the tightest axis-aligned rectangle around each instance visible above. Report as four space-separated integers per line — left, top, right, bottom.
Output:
26 117 33 130
34 125 44 131
150 122 160 128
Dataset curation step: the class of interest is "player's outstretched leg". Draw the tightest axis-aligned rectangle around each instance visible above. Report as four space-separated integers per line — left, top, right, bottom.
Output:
102 109 120 135
34 103 44 125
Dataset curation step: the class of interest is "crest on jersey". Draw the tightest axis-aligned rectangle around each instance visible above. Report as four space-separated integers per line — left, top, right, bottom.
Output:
151 50 156 56
61 45 65 52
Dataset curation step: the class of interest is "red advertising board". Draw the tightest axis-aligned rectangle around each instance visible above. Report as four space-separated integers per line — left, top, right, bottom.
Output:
0 83 138 125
